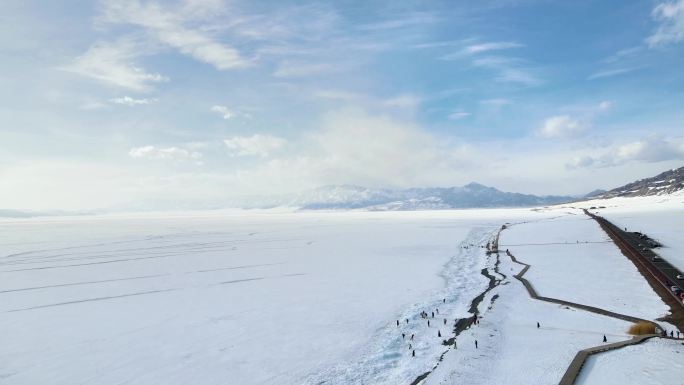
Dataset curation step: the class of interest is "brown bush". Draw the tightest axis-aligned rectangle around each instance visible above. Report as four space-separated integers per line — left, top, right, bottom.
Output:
627 321 656 335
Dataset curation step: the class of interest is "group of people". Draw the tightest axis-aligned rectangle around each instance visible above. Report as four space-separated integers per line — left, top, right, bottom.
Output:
396 299 484 357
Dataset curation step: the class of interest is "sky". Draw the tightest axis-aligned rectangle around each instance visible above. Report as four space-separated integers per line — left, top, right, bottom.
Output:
1 0 683 211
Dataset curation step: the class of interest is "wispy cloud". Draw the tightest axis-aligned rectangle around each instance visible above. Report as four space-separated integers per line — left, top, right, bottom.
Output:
273 61 345 78
440 41 523 60
472 56 541 86
224 135 287 157
210 105 252 120
567 136 684 168
383 94 422 109
448 111 471 120
539 115 589 138
110 96 157 106
129 145 203 163
99 0 249 70
357 12 439 31
480 98 512 106
647 0 684 46
587 67 639 80
61 40 168 91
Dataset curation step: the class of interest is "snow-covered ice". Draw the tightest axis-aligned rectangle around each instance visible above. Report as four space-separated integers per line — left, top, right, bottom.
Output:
1 203 680 385
576 337 684 385
0 209 523 385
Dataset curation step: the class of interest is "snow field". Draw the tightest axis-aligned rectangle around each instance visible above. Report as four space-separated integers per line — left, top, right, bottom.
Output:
582 194 684 272
0 210 528 385
423 247 635 385
576 337 684 385
499 213 670 321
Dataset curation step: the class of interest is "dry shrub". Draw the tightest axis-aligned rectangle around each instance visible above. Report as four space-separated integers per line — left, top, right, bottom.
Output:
627 321 655 335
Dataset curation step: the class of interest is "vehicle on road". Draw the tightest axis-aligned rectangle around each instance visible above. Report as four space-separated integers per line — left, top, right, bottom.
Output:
676 274 684 280
652 256 662 261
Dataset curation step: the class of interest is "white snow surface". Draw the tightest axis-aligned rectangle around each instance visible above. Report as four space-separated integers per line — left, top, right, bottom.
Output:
576 337 684 385
0 209 531 385
581 193 684 272
499 212 670 321
1 200 681 385
424 249 635 385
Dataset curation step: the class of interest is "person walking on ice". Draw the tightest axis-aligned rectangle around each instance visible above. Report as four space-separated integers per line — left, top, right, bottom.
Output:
475 340 478 349
537 322 540 329
438 330 441 337
603 335 607 343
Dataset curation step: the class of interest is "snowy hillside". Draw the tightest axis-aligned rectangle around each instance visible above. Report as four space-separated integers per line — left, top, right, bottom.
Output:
588 166 684 198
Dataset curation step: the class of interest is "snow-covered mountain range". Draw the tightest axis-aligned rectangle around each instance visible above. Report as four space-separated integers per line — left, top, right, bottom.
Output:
243 183 574 210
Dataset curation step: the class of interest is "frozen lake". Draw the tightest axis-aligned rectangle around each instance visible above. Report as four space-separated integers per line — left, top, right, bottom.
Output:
0 209 521 385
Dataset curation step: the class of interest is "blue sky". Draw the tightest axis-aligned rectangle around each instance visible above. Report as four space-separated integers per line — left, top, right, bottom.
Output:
1 0 683 210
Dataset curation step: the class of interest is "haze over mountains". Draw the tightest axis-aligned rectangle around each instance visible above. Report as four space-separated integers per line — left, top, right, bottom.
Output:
244 183 575 210
2 167 682 217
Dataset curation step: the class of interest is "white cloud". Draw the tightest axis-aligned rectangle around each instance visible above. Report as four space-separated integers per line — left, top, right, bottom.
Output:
211 105 251 120
99 0 249 70
313 89 364 101
62 40 168 91
129 145 203 162
110 96 157 106
598 100 612 111
587 67 638 80
480 98 512 106
440 41 523 60
224 134 287 157
211 105 235 120
273 61 343 78
383 94 422 109
539 115 589 138
567 136 684 168
463 41 523 55
448 111 470 120
471 56 541 86
647 0 684 46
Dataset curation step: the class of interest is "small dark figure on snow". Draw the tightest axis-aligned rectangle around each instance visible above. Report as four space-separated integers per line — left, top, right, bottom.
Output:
436 308 439 314
406 318 409 324
431 312 434 318
411 334 414 341
427 320 431 327
409 344 412 350
670 331 674 337
412 350 415 357
402 333 405 340
603 335 607 343
537 322 540 329
396 320 399 326
443 298 446 303
444 318 447 325
438 330 441 338
475 340 478 349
